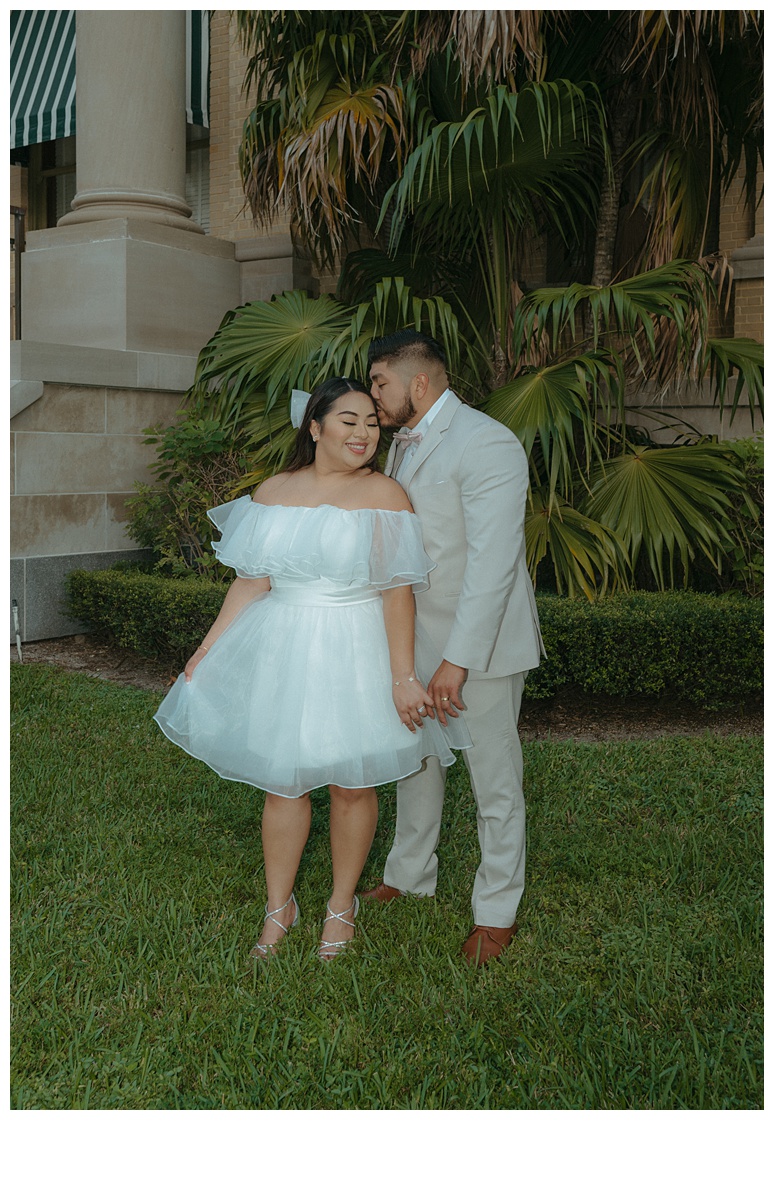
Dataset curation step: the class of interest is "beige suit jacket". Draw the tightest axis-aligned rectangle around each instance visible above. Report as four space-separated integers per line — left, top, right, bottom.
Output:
386 391 544 680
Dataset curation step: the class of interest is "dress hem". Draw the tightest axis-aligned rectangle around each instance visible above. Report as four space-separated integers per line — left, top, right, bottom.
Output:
153 715 470 800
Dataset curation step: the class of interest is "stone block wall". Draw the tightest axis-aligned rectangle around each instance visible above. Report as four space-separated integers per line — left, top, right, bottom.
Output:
10 377 185 640
612 381 761 446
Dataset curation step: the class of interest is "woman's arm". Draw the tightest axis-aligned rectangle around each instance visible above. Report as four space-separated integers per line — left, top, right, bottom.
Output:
184 575 270 681
381 585 434 732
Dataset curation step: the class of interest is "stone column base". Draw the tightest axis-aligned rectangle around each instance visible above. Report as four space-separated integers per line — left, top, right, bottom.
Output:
236 233 317 303
21 219 241 356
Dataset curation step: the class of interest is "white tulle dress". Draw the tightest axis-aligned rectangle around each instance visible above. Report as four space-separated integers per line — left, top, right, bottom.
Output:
154 497 471 798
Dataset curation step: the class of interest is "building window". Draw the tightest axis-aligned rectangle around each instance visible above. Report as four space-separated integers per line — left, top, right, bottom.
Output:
186 124 210 234
16 130 210 233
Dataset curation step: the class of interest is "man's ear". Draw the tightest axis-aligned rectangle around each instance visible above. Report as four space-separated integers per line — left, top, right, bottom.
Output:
412 372 430 402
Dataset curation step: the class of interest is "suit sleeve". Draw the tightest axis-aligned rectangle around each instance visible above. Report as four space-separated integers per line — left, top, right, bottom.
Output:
442 424 529 673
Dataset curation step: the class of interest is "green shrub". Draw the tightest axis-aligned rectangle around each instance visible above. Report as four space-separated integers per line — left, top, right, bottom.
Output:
125 413 249 580
527 591 763 708
66 571 762 710
723 434 764 597
66 569 229 662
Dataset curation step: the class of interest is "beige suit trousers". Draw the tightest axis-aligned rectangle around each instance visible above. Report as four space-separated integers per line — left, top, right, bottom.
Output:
384 671 527 927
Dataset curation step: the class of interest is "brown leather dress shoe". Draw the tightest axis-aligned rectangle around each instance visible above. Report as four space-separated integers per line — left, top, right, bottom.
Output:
359 881 405 903
461 924 516 966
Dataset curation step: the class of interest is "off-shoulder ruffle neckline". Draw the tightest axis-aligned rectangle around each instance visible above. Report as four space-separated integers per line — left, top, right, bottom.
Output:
207 496 433 591
248 499 413 516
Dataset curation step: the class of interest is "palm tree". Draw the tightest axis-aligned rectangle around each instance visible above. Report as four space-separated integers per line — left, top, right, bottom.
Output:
391 10 763 282
188 10 763 597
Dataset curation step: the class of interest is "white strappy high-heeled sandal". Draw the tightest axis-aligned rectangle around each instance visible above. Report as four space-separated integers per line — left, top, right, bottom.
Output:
318 896 359 961
250 893 300 959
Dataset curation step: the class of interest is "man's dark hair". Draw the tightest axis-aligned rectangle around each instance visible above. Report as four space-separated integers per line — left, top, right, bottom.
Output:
367 329 447 374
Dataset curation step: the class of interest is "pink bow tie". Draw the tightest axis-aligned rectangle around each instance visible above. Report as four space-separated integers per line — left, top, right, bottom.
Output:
392 429 423 445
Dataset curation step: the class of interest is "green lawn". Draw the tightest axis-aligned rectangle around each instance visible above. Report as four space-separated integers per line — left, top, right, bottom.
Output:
11 664 763 1110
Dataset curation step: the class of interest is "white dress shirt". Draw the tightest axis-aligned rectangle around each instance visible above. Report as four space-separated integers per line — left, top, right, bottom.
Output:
393 389 451 484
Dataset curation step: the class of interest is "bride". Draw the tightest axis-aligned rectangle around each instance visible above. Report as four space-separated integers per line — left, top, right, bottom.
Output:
154 377 469 960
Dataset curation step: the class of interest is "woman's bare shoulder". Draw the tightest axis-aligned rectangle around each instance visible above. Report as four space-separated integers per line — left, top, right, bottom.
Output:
361 472 413 513
251 472 295 504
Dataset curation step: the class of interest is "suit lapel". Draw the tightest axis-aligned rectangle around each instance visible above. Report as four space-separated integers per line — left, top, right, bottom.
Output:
399 392 461 489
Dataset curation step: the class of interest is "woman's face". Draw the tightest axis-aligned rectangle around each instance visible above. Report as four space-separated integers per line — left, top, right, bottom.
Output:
310 392 380 469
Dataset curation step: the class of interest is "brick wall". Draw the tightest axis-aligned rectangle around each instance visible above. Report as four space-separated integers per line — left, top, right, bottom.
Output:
733 277 763 340
209 12 290 247
719 164 755 256
716 162 763 344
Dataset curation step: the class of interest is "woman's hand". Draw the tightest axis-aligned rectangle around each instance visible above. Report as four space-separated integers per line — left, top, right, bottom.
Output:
393 675 435 733
184 645 209 682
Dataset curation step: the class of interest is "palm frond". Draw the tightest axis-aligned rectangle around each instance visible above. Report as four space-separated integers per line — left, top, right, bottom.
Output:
525 489 629 599
239 27 405 264
584 443 745 588
236 12 388 101
484 354 621 501
389 11 549 88
704 337 764 425
512 260 715 387
628 131 714 264
382 82 601 253
188 284 471 467
188 292 353 430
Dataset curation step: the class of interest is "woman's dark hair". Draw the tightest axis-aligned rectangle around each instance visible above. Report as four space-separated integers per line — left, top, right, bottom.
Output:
285 377 382 473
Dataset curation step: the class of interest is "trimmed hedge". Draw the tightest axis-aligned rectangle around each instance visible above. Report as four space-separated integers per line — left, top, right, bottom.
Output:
66 569 229 663
531 591 762 708
66 570 763 710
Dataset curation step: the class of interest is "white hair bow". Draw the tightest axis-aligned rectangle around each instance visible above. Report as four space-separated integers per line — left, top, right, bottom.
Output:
290 389 312 429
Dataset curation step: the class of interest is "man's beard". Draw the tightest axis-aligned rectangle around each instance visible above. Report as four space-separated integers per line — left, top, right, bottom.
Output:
386 391 416 428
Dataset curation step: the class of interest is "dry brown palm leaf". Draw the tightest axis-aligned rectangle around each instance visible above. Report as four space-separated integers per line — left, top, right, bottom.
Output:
627 10 758 71
394 10 548 87
274 82 404 258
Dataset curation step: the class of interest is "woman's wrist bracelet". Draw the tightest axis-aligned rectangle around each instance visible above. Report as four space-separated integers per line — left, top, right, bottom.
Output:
393 673 416 687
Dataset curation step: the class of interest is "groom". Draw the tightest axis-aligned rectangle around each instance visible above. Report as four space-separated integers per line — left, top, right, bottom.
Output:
364 330 544 965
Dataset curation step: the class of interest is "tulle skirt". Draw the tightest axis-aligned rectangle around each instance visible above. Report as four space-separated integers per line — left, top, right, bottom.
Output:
154 582 471 799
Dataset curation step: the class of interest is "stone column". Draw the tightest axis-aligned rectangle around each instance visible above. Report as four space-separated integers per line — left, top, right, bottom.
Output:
21 10 240 354
59 10 201 233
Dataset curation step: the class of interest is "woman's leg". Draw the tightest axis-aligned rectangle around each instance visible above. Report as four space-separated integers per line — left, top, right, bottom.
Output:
257 791 312 948
325 785 379 946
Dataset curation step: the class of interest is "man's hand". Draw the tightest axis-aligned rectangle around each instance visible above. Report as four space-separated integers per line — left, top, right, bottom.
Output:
428 660 468 726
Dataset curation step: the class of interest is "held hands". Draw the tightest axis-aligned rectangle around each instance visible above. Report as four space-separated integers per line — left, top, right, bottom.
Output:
427 660 468 727
392 674 436 733
184 645 209 682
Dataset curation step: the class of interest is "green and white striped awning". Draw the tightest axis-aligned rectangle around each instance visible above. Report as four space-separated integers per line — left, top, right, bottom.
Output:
10 10 209 150
186 11 210 128
11 10 76 149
